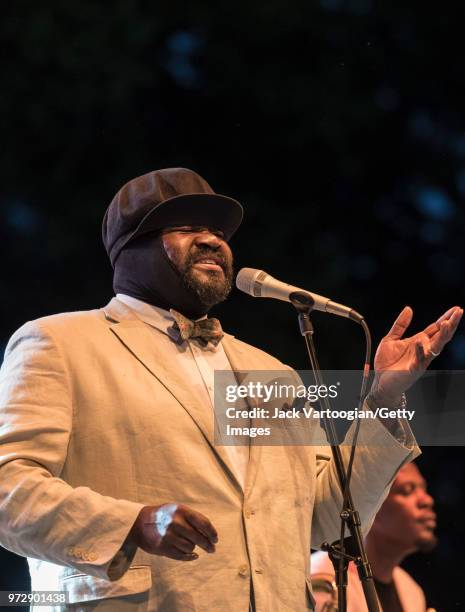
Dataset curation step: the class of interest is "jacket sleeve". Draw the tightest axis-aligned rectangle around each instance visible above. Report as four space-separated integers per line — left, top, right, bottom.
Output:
310 414 420 548
0 320 144 580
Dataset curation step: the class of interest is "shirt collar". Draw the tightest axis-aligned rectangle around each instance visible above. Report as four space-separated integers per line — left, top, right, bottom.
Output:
116 293 175 337
115 294 211 346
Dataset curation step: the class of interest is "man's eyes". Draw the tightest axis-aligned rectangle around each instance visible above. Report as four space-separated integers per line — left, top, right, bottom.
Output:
168 226 225 238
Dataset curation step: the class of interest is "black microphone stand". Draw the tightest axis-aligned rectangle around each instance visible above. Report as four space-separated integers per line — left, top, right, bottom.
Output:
292 294 380 612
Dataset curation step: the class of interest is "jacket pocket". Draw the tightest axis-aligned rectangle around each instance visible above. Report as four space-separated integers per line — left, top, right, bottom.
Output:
60 565 151 604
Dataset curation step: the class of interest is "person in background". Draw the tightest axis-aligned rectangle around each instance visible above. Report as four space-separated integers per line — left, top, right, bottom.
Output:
311 462 438 612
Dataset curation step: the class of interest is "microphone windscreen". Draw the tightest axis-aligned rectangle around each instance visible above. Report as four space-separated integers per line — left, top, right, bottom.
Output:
236 268 265 296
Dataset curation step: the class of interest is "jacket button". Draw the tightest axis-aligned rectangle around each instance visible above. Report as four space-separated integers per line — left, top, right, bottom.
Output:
245 509 255 518
88 552 97 561
67 547 75 556
238 564 249 577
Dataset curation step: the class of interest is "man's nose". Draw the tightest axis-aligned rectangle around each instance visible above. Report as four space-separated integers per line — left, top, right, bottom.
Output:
193 230 223 248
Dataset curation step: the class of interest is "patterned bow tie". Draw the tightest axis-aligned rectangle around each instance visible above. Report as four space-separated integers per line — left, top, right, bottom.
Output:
170 309 224 347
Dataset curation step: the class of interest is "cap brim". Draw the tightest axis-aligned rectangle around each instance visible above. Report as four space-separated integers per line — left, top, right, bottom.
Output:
131 193 244 242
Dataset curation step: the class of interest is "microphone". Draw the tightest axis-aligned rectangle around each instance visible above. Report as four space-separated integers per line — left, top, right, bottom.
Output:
236 268 363 323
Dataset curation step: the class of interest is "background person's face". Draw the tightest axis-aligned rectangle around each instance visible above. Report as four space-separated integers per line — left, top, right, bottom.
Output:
370 463 437 554
162 226 234 310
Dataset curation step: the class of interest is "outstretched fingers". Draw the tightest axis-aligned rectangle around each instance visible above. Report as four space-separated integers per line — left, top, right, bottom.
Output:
429 308 463 355
437 306 463 325
385 306 414 340
423 306 463 338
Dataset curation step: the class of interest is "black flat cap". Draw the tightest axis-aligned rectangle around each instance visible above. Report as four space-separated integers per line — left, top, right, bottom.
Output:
102 168 243 266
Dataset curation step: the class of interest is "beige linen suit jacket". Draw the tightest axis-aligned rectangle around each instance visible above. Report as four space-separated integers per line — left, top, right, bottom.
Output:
310 550 428 611
0 298 417 611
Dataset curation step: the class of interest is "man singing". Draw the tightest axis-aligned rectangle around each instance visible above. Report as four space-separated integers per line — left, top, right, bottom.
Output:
0 168 461 611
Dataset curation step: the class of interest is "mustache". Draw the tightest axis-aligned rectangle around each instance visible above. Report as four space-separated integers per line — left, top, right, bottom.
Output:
186 247 231 270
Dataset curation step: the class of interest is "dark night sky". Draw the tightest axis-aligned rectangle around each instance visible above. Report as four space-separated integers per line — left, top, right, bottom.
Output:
1 2 465 609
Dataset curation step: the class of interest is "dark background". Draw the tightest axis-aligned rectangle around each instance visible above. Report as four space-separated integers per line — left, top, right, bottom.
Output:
1 1 465 609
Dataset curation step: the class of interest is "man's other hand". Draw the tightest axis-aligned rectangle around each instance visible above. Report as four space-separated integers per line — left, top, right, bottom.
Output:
128 503 218 561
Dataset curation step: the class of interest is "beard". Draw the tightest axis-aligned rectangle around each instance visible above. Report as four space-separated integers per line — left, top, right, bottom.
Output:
180 245 234 310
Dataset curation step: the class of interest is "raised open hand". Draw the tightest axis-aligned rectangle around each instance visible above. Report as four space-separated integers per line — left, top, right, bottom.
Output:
371 305 463 406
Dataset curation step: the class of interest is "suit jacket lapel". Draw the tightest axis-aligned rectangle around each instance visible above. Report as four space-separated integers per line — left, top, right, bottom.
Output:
103 298 244 493
221 336 263 499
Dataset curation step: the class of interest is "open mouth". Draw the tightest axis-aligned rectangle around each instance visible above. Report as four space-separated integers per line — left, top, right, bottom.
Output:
193 257 224 272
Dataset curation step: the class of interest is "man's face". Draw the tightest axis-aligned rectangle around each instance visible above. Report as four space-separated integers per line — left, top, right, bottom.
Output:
370 463 437 554
161 225 234 310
